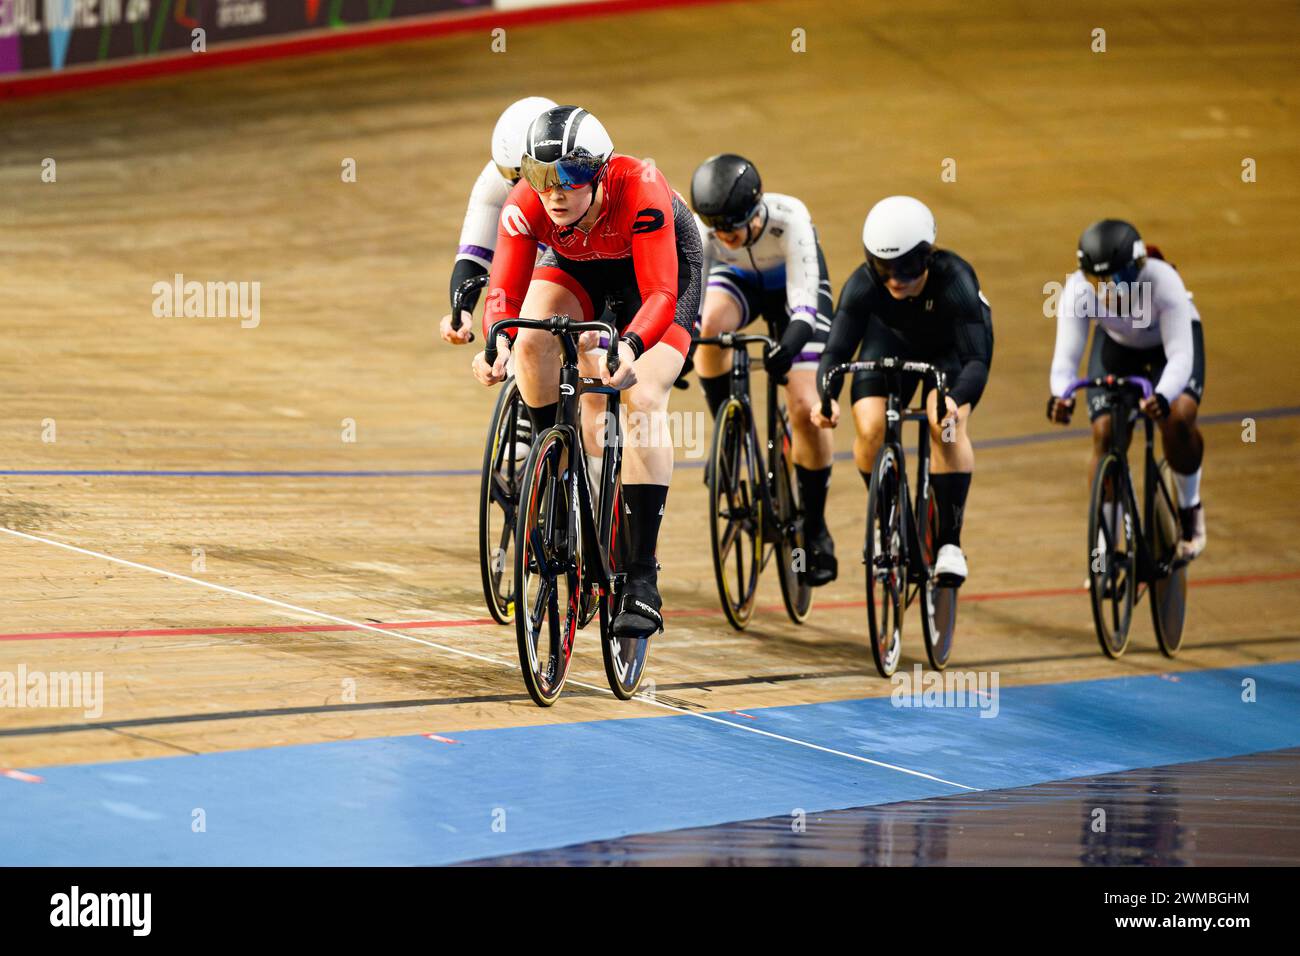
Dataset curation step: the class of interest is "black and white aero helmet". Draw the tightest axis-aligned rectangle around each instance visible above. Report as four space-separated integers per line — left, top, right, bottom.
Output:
520 105 614 192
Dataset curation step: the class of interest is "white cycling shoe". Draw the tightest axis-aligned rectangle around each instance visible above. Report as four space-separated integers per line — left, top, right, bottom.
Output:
934 544 968 586
500 417 532 477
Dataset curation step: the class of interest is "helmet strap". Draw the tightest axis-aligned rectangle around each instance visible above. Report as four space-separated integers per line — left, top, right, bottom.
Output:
743 201 768 247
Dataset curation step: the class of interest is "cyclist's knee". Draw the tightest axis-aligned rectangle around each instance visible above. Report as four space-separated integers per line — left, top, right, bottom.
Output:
624 377 672 419
854 398 886 436
1165 396 1200 437
852 403 886 469
513 328 555 367
784 375 819 424
927 409 968 444
698 294 741 337
692 343 731 378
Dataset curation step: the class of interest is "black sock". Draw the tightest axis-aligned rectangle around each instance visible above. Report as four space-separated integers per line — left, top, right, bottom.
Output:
795 465 832 538
698 373 732 419
931 473 972 547
526 402 557 432
859 469 872 491
622 484 668 576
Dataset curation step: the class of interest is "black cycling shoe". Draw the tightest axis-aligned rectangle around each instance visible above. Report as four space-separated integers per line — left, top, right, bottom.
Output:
806 530 838 587
612 565 664 640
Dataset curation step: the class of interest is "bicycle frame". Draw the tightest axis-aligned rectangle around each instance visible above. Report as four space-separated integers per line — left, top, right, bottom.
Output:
821 357 949 590
486 316 623 592
1063 374 1183 587
698 331 789 549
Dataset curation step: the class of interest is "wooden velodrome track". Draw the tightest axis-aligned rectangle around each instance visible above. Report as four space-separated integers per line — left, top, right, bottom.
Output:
1 0 1298 773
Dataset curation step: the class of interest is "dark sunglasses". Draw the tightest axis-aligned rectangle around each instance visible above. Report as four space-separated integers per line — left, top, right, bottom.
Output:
1087 262 1140 286
868 243 932 283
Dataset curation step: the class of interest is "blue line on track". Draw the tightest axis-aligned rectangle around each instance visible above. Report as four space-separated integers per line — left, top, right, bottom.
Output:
4 661 1297 865
2 405 1295 479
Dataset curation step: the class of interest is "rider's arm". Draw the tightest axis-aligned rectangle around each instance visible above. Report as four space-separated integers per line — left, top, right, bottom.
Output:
483 183 543 342
1150 261 1196 403
452 161 510 314
1049 272 1091 398
948 270 994 408
816 266 871 403
776 196 822 356
622 170 681 359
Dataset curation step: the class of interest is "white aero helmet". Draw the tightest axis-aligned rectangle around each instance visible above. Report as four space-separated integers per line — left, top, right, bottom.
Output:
492 96 558 182
862 195 936 281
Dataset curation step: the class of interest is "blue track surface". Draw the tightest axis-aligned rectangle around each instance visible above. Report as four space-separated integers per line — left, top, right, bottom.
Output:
3 662 1298 865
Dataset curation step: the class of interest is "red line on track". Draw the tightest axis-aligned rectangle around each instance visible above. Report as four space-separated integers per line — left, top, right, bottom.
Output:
1 570 1296 645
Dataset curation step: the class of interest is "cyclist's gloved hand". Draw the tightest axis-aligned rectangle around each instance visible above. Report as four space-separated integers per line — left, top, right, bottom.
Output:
1046 395 1074 425
1140 393 1171 420
767 319 812 382
764 344 794 382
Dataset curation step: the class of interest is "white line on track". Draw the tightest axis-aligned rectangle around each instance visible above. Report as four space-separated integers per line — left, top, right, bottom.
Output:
0 525 978 792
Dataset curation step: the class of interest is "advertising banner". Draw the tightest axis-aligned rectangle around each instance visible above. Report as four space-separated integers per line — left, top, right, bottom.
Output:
0 0 491 76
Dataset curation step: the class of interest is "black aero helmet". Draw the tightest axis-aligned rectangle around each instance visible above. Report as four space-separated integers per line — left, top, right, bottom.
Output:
1077 219 1146 279
690 154 763 231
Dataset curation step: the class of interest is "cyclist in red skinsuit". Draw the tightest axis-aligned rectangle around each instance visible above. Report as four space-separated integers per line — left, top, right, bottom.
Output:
483 154 695 359
471 106 703 641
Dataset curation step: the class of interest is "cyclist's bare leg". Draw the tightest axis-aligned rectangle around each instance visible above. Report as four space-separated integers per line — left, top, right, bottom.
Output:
613 340 686 637
1089 412 1133 487
925 390 974 474
1158 394 1204 475
512 280 582 424
925 390 975 569
622 342 685 485
1158 394 1206 555
694 291 744 416
786 366 837 580
851 396 888 479
786 369 833 470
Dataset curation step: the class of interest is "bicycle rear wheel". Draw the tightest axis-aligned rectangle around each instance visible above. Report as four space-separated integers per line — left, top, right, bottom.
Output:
599 480 649 699
514 427 581 707
866 444 905 677
917 480 958 670
773 407 812 625
1088 452 1136 658
1150 459 1188 656
708 398 763 630
479 378 525 624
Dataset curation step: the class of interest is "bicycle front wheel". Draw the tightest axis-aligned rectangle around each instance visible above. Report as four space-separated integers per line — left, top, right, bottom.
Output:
599 480 649 699
708 398 763 630
866 444 905 677
1088 452 1136 658
514 427 581 707
917 479 958 670
1150 459 1188 657
773 407 812 625
478 378 525 624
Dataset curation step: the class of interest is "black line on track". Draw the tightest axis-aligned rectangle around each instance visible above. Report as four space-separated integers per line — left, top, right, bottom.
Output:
9 636 1298 740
